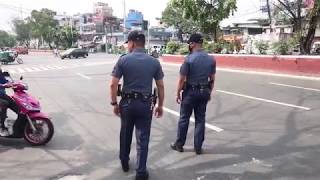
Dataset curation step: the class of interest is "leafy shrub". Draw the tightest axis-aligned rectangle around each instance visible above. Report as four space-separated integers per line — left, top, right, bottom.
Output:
255 41 269 55
178 44 189 55
165 41 181 54
223 42 234 54
272 41 290 55
203 41 214 53
203 41 224 53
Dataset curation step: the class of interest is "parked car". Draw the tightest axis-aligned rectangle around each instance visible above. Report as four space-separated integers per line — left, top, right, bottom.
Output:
60 48 89 60
13 47 28 55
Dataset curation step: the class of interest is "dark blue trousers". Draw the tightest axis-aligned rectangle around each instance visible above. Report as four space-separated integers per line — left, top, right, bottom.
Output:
176 88 210 150
119 98 152 175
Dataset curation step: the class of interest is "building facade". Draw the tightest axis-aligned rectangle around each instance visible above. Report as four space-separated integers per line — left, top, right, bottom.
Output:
125 10 144 30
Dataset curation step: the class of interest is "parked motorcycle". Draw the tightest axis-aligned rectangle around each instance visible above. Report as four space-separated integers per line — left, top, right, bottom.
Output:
0 72 54 145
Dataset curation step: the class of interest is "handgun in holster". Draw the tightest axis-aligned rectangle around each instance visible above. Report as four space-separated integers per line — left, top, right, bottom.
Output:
208 80 214 90
152 88 158 106
117 84 122 96
182 82 187 91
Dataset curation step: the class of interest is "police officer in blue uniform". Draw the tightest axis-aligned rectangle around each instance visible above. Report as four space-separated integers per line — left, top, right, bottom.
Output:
171 33 216 155
110 30 165 180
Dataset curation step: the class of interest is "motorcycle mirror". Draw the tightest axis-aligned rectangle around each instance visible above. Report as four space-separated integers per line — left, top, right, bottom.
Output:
20 76 23 80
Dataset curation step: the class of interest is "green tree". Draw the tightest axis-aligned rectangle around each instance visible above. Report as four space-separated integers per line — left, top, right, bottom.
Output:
0 30 16 47
162 1 199 42
29 8 57 49
301 0 320 54
273 0 320 54
54 26 79 49
12 19 32 47
172 0 237 41
273 0 304 32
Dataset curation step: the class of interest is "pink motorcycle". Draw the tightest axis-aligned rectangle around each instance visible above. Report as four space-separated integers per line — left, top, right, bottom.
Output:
0 72 54 146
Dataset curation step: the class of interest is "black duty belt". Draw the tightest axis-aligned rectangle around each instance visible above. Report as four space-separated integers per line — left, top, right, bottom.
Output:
186 83 210 90
121 92 152 100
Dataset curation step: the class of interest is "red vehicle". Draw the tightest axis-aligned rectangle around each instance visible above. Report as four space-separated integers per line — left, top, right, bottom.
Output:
13 47 28 55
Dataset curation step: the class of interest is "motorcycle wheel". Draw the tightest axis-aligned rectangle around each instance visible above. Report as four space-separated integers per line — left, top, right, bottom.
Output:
17 58 23 64
23 118 54 146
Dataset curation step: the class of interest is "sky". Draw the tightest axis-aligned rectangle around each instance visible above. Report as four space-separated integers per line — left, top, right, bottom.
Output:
0 0 264 33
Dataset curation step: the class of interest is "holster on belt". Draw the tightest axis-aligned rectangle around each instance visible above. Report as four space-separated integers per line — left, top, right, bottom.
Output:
152 88 158 106
208 80 214 90
117 84 122 96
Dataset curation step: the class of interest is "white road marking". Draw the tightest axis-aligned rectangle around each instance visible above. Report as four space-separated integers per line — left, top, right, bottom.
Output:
161 62 320 81
46 65 57 69
2 61 117 75
24 68 33 72
216 89 311 111
8 70 16 74
269 82 320 92
17 68 25 73
31 67 42 71
217 68 320 81
163 107 224 132
39 67 49 71
76 73 91 80
53 65 64 69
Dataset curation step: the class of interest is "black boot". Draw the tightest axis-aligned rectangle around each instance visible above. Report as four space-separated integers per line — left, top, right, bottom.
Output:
195 148 203 155
121 160 129 172
170 143 184 152
135 171 149 180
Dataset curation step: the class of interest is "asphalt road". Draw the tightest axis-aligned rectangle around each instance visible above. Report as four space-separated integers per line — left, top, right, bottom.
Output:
0 53 319 180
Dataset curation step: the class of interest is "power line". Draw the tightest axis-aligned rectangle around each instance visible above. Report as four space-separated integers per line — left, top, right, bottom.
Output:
235 10 262 17
0 3 33 14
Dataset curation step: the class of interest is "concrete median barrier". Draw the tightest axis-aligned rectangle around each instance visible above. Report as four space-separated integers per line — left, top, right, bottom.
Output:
161 54 320 76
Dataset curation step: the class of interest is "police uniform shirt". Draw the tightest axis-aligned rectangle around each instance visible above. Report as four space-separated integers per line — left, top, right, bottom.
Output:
112 48 164 95
180 50 216 85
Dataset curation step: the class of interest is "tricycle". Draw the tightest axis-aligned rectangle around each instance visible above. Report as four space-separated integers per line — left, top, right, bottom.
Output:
0 51 23 65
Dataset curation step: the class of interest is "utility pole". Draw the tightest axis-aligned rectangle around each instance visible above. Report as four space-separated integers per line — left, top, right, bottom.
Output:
70 16 74 47
266 0 273 32
20 4 23 20
147 21 150 54
123 0 126 42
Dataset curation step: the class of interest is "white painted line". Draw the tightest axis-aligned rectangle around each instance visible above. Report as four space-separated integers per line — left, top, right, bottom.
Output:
161 62 320 81
269 82 320 92
76 73 91 80
46 65 57 69
24 68 33 72
17 68 25 73
8 70 16 74
39 67 49 71
163 107 224 132
30 67 42 71
216 89 311 111
217 68 320 81
53 65 64 69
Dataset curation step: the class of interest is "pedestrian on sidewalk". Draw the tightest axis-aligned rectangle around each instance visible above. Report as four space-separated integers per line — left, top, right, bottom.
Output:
171 33 216 155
